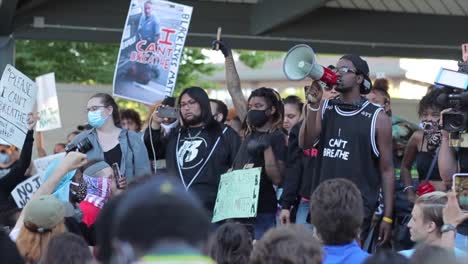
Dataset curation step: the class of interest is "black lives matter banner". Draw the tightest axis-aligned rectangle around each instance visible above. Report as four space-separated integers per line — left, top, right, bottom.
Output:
0 65 37 149
113 0 193 104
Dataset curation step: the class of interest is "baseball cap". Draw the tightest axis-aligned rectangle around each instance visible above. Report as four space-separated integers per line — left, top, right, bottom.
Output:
23 195 65 233
340 54 373 93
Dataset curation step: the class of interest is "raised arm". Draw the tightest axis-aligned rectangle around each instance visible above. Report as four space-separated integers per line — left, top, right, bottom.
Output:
213 40 247 121
299 83 324 149
13 152 87 231
35 131 47 157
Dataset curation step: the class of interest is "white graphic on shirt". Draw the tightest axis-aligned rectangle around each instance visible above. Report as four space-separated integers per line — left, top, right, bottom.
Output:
177 137 207 170
323 138 350 161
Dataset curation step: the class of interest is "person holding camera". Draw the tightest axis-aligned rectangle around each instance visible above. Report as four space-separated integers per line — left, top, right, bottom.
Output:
145 87 240 214
400 88 450 203
299 55 395 246
70 93 151 181
438 109 468 252
144 97 178 172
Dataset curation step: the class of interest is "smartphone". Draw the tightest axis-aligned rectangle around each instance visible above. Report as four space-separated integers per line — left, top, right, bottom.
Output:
112 163 123 188
452 173 468 211
157 106 178 119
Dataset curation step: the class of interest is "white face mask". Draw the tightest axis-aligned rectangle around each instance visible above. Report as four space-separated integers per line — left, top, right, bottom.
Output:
161 121 178 134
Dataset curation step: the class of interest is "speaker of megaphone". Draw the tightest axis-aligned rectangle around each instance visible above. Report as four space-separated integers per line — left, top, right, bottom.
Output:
283 44 337 86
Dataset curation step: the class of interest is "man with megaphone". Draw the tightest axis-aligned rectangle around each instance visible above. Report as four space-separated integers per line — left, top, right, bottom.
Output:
294 51 395 248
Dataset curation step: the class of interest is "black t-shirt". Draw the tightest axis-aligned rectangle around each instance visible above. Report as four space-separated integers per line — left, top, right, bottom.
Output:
104 144 122 167
280 122 320 209
318 98 383 211
162 124 241 212
176 127 211 185
233 130 287 213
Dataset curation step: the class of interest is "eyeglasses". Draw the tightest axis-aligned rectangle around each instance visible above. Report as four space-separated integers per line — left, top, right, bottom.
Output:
333 67 358 75
180 100 198 109
86 105 107 112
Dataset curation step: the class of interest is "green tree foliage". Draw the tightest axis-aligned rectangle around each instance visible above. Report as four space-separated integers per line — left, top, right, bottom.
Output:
15 40 277 121
238 50 282 69
15 40 119 84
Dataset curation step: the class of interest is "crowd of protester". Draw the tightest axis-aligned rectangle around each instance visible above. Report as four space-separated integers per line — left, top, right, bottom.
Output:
0 39 468 264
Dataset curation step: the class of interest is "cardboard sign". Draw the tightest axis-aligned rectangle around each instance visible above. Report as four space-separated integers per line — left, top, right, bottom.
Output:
33 152 66 173
113 0 193 104
11 174 42 208
0 65 38 148
36 73 61 131
212 168 261 223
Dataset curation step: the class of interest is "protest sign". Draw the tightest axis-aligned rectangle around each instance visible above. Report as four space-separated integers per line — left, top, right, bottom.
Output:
33 152 66 173
11 174 42 208
113 0 193 104
212 168 261 223
0 65 38 149
36 73 61 131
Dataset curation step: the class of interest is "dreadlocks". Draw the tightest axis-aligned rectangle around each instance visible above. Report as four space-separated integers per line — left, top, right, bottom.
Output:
244 87 284 136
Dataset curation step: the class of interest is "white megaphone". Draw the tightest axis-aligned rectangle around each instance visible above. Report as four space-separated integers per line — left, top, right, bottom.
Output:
283 44 337 86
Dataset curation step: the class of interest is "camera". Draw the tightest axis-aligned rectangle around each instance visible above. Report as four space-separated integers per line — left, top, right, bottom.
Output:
435 61 468 147
65 138 93 153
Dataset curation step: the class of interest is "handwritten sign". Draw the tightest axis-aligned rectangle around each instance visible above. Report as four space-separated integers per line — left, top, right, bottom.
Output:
0 65 38 148
36 73 61 131
33 152 66 173
11 174 42 208
113 0 193 104
212 168 261 223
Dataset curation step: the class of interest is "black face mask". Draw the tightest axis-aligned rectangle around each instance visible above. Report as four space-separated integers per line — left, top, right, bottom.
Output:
247 109 269 128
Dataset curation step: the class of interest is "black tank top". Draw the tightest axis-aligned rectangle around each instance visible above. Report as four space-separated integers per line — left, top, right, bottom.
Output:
415 140 441 182
318 98 383 210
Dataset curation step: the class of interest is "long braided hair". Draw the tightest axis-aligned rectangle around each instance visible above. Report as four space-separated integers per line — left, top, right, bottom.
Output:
244 87 284 137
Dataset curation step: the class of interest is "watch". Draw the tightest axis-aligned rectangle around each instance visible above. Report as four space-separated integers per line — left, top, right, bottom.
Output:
441 224 457 233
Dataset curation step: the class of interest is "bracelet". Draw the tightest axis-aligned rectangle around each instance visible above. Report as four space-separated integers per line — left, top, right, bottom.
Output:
382 216 393 224
403 185 415 192
308 104 320 112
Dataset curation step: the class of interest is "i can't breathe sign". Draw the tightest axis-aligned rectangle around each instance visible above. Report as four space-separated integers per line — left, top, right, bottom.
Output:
0 65 37 148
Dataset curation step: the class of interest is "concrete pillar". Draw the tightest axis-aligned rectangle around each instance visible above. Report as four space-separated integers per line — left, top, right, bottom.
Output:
0 35 14 73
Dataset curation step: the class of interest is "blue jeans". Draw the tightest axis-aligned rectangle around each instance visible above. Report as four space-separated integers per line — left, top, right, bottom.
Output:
296 200 314 231
455 232 468 252
254 213 276 239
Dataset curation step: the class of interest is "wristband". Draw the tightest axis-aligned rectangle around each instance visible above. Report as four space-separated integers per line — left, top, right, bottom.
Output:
441 224 457 233
382 217 393 224
308 104 320 112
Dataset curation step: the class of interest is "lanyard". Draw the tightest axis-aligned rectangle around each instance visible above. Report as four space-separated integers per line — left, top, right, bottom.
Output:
176 127 227 190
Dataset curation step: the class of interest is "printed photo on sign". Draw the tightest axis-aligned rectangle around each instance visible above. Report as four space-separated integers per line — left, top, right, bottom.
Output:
11 174 42 208
0 65 38 149
36 72 62 131
113 0 193 104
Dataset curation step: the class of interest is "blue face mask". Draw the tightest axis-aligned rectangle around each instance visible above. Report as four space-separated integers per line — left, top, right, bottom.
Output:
88 110 108 128
0 153 10 163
